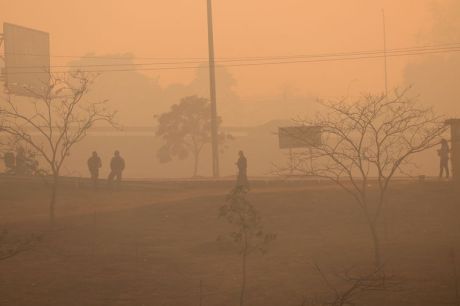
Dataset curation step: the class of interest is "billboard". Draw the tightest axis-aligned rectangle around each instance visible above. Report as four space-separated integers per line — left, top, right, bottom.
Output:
3 23 50 96
278 126 322 149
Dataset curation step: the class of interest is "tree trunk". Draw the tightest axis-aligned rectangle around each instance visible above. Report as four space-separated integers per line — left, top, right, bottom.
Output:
50 173 59 225
369 221 381 268
240 231 248 306
193 151 199 177
362 200 382 269
240 252 247 306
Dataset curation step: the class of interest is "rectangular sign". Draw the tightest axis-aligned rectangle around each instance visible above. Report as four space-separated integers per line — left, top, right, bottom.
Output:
278 126 322 149
3 23 50 96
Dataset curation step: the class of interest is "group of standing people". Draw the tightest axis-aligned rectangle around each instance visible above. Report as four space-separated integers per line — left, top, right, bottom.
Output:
87 150 125 189
84 140 449 189
87 150 249 190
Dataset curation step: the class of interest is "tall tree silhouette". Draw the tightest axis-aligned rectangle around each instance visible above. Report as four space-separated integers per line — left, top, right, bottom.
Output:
155 95 231 177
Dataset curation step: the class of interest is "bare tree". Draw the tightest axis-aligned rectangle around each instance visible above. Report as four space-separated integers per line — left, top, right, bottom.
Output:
219 186 276 306
280 89 447 268
0 71 116 224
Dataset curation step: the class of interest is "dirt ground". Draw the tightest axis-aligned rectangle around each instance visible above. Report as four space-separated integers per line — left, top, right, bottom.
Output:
0 177 459 306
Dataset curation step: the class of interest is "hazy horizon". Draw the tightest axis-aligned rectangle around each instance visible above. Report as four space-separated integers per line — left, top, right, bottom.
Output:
3 0 459 128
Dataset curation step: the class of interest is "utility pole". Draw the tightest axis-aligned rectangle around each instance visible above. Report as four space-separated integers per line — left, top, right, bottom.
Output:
382 9 388 96
207 0 220 178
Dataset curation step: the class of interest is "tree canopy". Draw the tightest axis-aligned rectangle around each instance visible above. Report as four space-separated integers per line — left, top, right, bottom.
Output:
155 95 230 176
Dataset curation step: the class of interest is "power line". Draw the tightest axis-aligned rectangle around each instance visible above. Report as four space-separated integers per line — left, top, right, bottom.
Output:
4 46 460 75
4 41 460 63
6 44 460 69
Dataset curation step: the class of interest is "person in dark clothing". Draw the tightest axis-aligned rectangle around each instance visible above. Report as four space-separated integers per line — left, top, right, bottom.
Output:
438 138 450 179
108 150 125 187
15 147 27 176
236 150 249 190
87 151 102 188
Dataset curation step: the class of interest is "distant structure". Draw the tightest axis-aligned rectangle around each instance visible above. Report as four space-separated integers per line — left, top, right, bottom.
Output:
446 119 460 182
278 125 322 174
0 23 50 96
278 126 322 150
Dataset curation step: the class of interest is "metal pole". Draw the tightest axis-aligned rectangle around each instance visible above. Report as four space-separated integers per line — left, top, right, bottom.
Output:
382 9 388 96
207 0 220 178
447 119 460 182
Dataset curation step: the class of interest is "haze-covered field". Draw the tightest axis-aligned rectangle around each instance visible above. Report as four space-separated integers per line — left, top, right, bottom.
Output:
0 177 459 306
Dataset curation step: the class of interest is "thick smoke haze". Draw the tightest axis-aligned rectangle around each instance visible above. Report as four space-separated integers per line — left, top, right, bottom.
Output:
404 0 460 117
1 0 458 177
0 0 443 99
1 2 460 306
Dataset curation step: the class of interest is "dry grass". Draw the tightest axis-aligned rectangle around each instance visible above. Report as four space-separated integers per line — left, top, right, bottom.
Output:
0 178 459 305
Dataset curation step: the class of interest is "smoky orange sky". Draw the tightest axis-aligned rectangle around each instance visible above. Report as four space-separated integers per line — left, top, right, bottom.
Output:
2 0 440 99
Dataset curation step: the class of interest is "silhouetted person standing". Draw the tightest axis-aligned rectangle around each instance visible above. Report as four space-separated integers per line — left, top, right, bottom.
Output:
108 150 125 188
236 150 249 190
87 151 102 188
438 138 450 179
15 147 27 176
